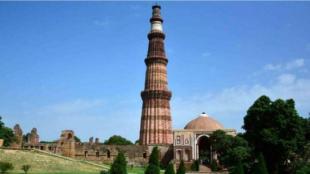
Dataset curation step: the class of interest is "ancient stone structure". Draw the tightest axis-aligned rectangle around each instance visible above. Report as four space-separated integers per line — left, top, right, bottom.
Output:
28 128 40 144
0 139 3 147
13 124 23 147
57 130 76 157
173 113 236 169
139 4 173 145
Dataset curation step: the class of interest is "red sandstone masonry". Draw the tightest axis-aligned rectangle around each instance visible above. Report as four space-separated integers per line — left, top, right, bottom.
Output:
139 5 173 145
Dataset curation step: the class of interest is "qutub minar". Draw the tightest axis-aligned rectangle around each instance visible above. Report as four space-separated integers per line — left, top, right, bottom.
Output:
139 5 173 145
7 5 236 171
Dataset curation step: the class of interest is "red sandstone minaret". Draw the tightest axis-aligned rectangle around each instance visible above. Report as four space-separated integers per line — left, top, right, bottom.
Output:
139 5 173 145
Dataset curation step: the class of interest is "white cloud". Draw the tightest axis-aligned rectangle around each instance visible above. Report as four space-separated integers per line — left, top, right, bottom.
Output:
263 58 305 71
285 58 304 70
277 73 296 84
264 63 282 71
172 73 310 132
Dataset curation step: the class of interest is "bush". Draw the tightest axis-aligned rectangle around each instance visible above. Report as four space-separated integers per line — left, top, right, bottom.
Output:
100 170 110 174
0 162 14 174
145 164 160 174
190 160 199 171
176 160 186 174
21 165 31 174
145 147 160 174
110 152 127 174
165 162 175 174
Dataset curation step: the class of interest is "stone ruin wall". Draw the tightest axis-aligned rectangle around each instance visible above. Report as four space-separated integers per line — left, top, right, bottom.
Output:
17 128 174 166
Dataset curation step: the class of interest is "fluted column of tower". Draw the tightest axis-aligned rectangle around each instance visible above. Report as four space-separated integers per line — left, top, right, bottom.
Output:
139 5 173 145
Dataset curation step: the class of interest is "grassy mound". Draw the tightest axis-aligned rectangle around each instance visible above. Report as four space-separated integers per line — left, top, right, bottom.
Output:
0 149 105 174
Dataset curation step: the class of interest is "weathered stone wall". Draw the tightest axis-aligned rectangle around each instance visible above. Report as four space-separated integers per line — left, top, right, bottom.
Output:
74 143 149 166
57 130 75 157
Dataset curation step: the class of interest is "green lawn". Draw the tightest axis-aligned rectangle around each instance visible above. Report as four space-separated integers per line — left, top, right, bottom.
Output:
0 149 104 174
0 149 162 174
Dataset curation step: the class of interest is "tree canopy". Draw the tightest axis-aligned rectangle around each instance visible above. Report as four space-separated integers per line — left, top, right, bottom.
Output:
209 130 251 170
243 95 307 174
104 135 133 145
0 116 15 147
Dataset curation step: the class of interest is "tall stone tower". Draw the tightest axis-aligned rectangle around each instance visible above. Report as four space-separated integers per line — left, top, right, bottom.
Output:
139 5 173 145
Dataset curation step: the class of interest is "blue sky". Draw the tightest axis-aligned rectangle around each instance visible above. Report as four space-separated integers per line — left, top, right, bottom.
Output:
0 1 310 142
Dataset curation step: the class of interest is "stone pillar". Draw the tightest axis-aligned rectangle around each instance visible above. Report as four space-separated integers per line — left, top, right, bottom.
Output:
12 124 23 148
139 5 173 145
0 139 3 147
28 128 39 144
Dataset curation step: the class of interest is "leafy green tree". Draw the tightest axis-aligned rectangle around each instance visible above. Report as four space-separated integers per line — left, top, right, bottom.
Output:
21 165 31 174
165 162 175 174
176 160 186 174
230 161 244 174
209 130 250 169
253 153 268 174
109 152 127 174
104 135 133 145
145 147 160 174
0 116 15 147
243 96 306 174
0 162 14 174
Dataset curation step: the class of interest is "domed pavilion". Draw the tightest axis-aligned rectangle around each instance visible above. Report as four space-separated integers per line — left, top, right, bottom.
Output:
173 112 236 166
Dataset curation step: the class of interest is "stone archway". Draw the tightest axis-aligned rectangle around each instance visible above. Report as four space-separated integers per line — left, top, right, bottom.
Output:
197 135 211 165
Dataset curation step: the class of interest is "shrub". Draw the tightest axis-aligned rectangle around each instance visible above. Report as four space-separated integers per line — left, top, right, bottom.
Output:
165 162 175 174
110 152 127 174
0 162 14 174
190 160 199 171
145 147 160 174
21 165 31 174
176 160 186 174
100 170 110 174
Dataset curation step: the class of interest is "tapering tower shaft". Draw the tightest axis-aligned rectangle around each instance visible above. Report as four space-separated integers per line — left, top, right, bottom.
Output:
139 5 173 145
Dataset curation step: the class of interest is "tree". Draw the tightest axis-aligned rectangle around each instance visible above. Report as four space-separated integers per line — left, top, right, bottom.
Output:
165 162 175 174
0 116 15 147
176 160 186 174
109 152 127 174
230 161 244 174
243 95 306 174
21 165 31 174
145 147 160 174
253 153 268 174
104 135 133 145
74 136 81 143
0 162 14 174
209 130 250 169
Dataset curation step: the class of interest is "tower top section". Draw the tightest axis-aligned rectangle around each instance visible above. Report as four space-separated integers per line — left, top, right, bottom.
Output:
150 4 163 32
